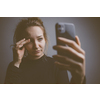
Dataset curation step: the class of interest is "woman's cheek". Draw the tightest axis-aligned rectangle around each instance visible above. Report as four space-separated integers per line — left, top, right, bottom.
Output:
42 40 46 48
24 43 32 50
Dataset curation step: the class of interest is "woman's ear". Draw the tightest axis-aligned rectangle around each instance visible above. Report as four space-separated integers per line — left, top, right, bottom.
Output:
75 36 81 47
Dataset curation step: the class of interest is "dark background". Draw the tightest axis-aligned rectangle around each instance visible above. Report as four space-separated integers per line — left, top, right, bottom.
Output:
0 17 100 84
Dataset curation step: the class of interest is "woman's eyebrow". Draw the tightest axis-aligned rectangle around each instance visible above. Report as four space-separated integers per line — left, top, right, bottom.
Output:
37 35 43 38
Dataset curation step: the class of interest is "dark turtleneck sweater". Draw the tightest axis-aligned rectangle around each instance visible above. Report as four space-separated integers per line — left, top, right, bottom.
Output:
4 55 69 84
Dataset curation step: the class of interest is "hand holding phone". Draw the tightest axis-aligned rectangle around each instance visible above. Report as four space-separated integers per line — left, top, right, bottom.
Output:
53 22 85 83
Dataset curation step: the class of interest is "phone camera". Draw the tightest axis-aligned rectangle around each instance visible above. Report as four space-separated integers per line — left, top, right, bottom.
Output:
56 23 65 33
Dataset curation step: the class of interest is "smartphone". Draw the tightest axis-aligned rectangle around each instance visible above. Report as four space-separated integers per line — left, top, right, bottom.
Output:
55 22 76 55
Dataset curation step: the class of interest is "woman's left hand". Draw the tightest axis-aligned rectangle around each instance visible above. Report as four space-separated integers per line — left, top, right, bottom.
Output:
53 36 85 84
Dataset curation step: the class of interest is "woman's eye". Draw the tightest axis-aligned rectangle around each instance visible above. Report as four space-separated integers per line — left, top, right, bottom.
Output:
38 38 43 41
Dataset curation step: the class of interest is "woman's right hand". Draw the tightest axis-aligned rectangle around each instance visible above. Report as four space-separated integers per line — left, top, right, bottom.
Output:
13 38 30 68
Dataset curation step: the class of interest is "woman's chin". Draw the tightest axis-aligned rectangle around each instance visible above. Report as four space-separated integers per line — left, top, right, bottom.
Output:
28 52 44 59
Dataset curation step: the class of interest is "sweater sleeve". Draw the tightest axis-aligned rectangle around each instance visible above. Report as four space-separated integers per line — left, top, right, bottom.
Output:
4 62 22 84
70 76 86 84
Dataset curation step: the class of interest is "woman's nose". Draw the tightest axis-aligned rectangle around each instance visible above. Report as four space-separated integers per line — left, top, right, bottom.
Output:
33 41 39 49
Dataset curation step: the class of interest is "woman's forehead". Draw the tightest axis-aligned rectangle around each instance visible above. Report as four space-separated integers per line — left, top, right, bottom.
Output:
25 26 44 37
26 26 43 33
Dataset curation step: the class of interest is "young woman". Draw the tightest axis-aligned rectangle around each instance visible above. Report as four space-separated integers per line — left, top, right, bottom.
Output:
5 17 85 84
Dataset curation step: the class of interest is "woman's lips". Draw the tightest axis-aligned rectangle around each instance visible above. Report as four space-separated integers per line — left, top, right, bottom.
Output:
33 50 41 53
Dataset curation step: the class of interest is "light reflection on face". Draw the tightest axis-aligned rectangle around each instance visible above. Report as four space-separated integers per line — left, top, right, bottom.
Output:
24 26 46 60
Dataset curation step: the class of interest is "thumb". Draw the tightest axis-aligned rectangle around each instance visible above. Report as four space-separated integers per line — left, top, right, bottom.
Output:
22 47 25 51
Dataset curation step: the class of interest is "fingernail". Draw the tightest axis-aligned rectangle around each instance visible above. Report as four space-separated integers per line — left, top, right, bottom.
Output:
28 39 30 41
58 37 62 40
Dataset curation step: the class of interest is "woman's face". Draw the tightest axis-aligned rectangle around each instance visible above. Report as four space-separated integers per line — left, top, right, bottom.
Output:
24 26 46 60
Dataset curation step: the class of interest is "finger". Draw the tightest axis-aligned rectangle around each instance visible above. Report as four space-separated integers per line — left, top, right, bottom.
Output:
54 61 71 70
20 39 30 46
16 38 25 45
15 39 30 50
53 45 84 63
57 37 85 54
53 54 70 64
21 47 25 51
53 55 83 70
54 61 79 75
75 36 81 47
54 61 77 73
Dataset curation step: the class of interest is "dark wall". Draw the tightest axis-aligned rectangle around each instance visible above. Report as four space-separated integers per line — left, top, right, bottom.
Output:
0 17 100 84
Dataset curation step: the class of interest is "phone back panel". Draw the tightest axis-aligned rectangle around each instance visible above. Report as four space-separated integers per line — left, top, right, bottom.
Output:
55 22 76 42
55 22 76 55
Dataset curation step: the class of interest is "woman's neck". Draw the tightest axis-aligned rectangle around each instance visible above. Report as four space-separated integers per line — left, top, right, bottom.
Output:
27 54 45 60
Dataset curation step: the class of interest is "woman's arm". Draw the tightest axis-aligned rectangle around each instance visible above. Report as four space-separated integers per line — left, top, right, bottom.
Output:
53 36 85 84
4 62 22 84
